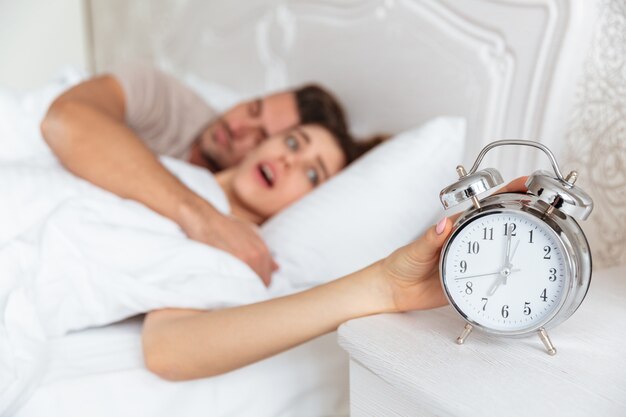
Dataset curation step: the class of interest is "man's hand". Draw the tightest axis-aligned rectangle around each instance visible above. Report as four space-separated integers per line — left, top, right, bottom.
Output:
178 201 277 286
39 75 279 286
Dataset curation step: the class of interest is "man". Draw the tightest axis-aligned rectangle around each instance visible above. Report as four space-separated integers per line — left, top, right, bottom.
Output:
41 63 349 284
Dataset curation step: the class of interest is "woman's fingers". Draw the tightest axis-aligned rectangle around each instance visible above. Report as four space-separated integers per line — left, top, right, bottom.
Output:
381 218 454 312
402 176 530 275
405 217 453 266
382 176 532 313
496 176 528 194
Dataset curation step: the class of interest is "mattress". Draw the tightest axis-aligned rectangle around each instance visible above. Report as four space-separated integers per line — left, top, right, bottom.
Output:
14 317 349 417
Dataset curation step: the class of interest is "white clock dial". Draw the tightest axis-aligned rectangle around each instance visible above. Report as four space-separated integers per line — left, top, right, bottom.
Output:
442 211 569 332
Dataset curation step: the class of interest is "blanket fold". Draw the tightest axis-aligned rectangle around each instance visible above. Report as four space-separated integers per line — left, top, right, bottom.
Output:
0 157 268 414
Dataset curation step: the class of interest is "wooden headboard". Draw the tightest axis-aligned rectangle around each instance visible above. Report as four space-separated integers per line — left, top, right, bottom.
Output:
85 0 625 268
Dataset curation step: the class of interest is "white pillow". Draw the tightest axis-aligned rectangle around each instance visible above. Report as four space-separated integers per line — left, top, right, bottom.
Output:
262 117 466 295
181 73 246 112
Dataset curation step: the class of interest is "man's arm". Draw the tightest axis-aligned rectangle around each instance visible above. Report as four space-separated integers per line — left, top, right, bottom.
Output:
41 76 204 222
40 76 275 285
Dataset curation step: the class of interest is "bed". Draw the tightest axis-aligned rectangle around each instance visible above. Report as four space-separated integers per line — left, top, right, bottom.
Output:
4 0 625 416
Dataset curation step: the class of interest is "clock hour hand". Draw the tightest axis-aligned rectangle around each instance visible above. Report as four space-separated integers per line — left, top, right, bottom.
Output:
487 276 503 296
486 266 522 296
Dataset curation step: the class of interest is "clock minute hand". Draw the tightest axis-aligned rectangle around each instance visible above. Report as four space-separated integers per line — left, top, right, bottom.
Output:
509 240 520 266
503 223 514 267
501 240 521 285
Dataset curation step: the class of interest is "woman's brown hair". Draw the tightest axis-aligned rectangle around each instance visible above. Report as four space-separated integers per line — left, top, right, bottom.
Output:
295 84 387 164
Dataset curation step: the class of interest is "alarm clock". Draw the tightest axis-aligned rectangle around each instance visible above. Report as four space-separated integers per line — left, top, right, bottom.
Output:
439 140 593 355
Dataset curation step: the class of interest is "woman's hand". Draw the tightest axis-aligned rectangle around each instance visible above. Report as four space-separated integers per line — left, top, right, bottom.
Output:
379 216 452 312
379 176 529 313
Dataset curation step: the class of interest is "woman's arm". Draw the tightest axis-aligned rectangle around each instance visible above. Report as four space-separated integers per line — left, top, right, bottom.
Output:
143 218 451 381
142 177 529 381
40 77 276 284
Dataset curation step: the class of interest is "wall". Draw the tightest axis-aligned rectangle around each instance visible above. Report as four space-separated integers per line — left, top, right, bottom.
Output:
0 0 90 90
85 0 624 269
564 0 626 269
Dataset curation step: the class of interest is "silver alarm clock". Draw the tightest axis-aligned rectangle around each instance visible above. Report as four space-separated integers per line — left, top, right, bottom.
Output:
439 140 593 355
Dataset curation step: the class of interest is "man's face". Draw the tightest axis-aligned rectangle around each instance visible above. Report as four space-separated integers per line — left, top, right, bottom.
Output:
196 91 299 169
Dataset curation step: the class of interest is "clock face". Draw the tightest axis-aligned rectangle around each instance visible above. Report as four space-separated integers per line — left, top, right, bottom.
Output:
441 210 570 333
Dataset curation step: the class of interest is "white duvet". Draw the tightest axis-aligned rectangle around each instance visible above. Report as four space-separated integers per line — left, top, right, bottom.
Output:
0 77 277 414
0 70 464 417
0 157 278 413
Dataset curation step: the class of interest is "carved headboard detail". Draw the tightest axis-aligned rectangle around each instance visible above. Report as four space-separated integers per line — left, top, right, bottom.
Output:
86 0 623 269
564 0 626 269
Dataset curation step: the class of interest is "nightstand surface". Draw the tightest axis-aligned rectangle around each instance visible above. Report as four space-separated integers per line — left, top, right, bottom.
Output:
338 264 626 417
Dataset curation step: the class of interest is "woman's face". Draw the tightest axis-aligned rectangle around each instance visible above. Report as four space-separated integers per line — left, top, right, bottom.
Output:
230 125 346 219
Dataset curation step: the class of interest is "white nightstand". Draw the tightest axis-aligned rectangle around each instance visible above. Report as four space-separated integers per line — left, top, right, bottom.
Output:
338 265 626 417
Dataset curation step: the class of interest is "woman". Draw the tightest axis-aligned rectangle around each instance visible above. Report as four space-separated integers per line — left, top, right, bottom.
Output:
143 125 528 380
206 122 382 286
214 124 349 226
41 73 355 285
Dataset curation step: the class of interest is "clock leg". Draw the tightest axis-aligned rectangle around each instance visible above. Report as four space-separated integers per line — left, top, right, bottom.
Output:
456 323 474 345
538 327 557 356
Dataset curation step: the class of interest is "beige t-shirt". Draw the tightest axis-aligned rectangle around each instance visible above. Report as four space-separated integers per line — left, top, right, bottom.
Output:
110 64 216 160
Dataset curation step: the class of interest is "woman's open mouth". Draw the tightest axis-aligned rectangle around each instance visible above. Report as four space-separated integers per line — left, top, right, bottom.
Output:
257 163 275 187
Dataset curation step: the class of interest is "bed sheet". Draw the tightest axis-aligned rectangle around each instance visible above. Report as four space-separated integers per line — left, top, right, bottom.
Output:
13 316 349 417
1 68 465 417
17 264 626 417
1 71 349 417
